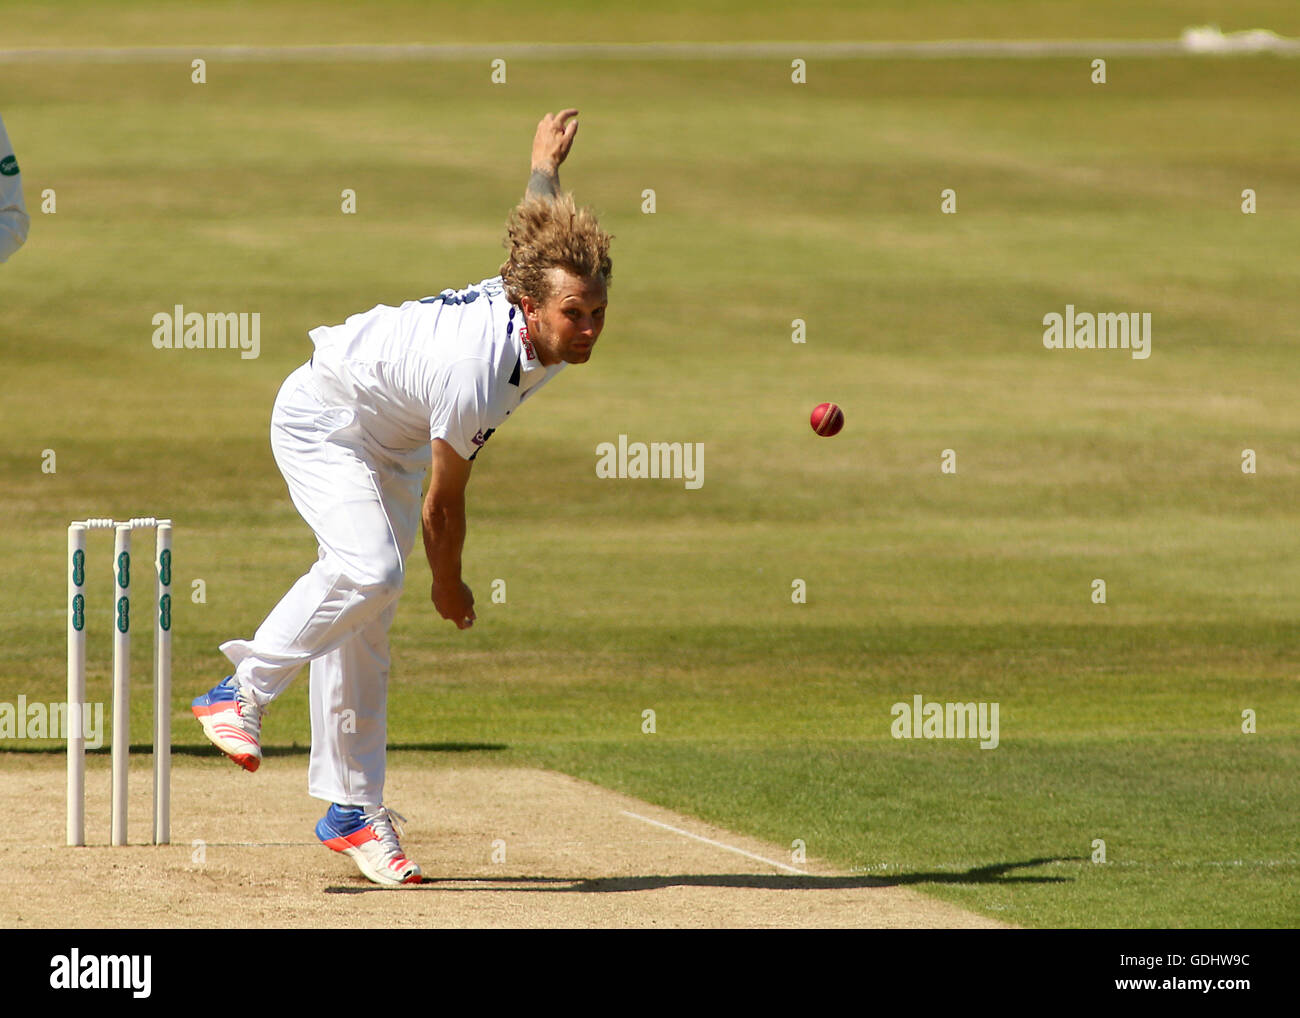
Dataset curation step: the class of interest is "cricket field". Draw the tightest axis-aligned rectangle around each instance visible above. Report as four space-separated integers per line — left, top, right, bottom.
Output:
1 1 1297 929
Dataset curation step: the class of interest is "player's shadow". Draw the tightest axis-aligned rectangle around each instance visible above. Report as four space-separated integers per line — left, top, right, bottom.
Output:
175 741 509 756
1 741 510 756
324 857 1078 893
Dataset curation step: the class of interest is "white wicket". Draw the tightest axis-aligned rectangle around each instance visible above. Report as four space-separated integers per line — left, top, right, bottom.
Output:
154 522 172 844
111 524 129 846
66 524 86 848
66 517 173 847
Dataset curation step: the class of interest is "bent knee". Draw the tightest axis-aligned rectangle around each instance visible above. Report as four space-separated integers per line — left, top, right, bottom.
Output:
344 560 406 603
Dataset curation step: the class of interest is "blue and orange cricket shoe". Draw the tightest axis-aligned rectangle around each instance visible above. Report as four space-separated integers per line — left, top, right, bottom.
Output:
191 675 265 772
316 804 422 886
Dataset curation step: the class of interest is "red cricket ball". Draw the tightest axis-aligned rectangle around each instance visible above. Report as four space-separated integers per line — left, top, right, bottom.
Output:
810 402 844 437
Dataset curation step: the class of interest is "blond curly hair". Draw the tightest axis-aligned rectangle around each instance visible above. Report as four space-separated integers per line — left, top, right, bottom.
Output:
500 192 613 307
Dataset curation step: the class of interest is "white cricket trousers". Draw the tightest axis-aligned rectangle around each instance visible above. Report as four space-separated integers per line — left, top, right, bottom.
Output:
220 361 426 808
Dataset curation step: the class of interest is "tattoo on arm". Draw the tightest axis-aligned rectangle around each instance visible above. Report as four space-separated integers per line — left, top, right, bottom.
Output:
526 168 560 200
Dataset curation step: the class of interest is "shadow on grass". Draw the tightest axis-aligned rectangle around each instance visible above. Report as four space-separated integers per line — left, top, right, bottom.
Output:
4 742 509 755
324 858 1078 894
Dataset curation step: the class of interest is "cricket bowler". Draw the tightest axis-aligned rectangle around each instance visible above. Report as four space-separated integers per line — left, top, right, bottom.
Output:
192 109 611 884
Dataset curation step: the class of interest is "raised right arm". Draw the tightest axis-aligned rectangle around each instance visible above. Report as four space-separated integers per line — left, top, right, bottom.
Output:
526 108 579 200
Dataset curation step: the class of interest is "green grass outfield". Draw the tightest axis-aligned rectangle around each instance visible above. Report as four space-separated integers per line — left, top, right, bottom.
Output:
2 2 1298 928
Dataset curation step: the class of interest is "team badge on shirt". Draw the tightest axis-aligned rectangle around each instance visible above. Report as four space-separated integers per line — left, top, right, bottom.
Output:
520 319 536 362
469 427 496 461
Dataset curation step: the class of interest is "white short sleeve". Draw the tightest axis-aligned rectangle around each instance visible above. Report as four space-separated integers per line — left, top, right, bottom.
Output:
0 115 29 263
429 357 498 461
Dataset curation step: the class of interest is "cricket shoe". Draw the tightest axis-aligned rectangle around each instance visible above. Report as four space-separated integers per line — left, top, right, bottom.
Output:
191 675 264 772
316 804 422 886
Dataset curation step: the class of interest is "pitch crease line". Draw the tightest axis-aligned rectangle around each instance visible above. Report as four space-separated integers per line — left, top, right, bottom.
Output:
621 810 805 875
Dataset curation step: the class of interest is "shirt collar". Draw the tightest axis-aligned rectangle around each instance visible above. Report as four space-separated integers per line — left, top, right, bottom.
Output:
512 305 555 392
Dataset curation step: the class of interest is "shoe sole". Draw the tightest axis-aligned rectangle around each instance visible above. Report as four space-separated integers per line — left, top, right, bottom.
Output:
318 835 422 885
192 706 262 772
339 845 423 886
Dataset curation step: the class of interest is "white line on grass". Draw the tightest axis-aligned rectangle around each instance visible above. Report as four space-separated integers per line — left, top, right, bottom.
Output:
194 842 321 847
621 810 806 875
1 38 1298 63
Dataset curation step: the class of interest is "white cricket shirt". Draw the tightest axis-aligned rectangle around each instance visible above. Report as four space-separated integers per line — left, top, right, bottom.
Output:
307 275 564 461
0 114 29 263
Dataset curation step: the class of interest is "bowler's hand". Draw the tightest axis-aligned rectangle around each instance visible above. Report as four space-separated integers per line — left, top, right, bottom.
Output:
532 109 578 173
433 579 476 630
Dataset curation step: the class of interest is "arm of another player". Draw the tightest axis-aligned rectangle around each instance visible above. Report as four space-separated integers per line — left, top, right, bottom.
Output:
423 438 476 629
0 115 30 263
525 108 578 200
